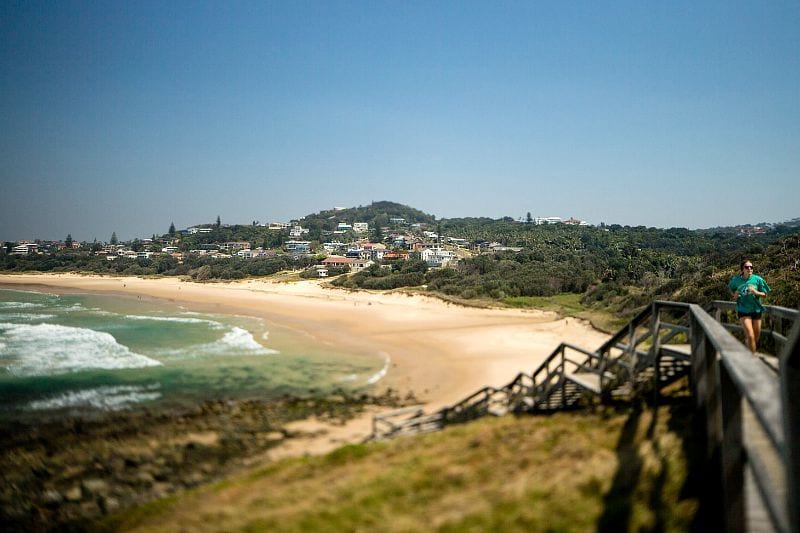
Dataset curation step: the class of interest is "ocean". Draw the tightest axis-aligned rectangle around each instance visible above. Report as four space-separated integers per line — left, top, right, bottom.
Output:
0 287 388 422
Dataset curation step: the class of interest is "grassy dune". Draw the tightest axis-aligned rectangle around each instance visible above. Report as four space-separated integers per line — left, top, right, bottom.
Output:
98 402 701 532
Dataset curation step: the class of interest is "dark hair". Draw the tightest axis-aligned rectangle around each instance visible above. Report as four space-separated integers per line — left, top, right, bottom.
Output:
740 259 753 270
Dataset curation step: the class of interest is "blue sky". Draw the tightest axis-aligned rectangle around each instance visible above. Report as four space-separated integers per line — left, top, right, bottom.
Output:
2 1 798 241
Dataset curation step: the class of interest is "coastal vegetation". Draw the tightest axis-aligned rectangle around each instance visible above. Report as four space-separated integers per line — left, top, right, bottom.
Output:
99 403 702 532
3 201 799 324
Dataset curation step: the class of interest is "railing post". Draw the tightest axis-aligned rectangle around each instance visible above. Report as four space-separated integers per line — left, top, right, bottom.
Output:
720 363 745 533
560 345 567 409
690 309 725 520
652 303 662 405
781 314 800 533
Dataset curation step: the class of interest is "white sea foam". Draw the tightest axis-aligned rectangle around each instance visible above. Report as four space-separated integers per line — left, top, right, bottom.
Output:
0 301 44 310
219 327 277 353
125 314 225 327
0 322 162 376
151 326 278 359
28 384 162 411
366 352 391 385
0 313 56 322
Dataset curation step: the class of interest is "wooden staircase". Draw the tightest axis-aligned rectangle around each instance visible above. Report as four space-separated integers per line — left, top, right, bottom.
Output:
372 300 792 440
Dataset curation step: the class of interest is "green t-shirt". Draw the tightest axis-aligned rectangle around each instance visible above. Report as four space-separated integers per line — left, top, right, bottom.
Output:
728 274 771 314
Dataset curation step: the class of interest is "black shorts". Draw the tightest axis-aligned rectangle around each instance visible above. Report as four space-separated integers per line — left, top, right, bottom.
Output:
738 311 762 320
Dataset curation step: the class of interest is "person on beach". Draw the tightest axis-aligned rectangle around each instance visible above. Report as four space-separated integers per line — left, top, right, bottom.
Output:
728 259 771 353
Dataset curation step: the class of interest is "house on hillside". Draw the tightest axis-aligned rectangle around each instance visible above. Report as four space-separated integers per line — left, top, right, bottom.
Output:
289 225 309 238
421 246 457 267
11 243 38 255
219 241 251 252
383 251 410 262
285 241 312 255
322 256 373 272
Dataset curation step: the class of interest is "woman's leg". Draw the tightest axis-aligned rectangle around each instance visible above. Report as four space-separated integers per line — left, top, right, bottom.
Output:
740 316 756 353
751 318 762 353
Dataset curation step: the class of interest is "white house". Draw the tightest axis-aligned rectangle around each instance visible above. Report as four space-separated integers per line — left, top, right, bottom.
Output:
11 243 38 255
322 256 374 272
421 247 457 267
286 241 312 254
353 222 369 233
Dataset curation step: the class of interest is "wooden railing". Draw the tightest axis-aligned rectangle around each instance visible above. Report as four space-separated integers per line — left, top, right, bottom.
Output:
370 300 799 532
677 301 798 533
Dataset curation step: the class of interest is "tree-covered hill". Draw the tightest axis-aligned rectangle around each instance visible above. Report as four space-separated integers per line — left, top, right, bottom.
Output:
297 201 436 241
2 203 798 319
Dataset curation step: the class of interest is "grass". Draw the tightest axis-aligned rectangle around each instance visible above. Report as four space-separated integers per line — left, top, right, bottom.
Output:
503 293 627 333
96 403 700 532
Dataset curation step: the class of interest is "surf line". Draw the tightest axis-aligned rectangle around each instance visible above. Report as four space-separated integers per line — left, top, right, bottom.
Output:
366 351 391 385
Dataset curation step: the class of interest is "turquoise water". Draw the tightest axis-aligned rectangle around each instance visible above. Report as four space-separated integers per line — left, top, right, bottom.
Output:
0 288 387 421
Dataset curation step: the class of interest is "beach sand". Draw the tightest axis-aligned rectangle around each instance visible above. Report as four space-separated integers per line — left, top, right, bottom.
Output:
0 273 609 457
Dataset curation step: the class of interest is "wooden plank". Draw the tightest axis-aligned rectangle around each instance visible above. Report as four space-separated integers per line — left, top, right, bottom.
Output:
660 344 691 360
564 372 602 394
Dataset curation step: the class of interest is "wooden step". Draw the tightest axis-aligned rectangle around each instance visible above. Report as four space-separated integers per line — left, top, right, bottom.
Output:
660 344 691 360
564 372 602 394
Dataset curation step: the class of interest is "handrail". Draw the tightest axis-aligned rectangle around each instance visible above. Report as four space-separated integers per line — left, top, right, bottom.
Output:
651 300 796 532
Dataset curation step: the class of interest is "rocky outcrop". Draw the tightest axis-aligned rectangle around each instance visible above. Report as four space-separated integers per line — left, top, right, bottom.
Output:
0 392 405 530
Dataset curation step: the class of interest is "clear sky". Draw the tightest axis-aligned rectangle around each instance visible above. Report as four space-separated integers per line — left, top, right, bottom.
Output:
1 1 798 241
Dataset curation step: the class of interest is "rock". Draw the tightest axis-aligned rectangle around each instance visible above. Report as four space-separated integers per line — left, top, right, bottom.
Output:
185 471 205 486
151 482 173 498
42 489 63 506
79 499 99 517
63 485 83 502
99 496 121 514
135 471 155 486
181 431 220 448
81 478 110 496
261 431 285 445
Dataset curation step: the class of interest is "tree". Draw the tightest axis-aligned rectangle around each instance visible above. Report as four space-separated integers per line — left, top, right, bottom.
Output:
110 232 118 245
373 222 384 243
65 234 73 249
169 222 176 236
526 212 533 224
216 215 221 228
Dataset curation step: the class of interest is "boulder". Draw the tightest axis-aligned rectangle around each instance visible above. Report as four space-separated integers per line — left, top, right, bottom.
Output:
41 489 63 506
81 478 110 496
63 485 83 502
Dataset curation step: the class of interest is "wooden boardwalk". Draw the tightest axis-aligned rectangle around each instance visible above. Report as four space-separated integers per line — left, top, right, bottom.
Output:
371 301 800 533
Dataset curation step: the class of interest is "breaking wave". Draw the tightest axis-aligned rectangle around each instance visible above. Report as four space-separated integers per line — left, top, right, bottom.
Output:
27 384 162 411
0 322 162 376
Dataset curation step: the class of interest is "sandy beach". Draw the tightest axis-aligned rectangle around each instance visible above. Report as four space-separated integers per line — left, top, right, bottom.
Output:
0 273 608 405
0 273 614 526
0 273 608 455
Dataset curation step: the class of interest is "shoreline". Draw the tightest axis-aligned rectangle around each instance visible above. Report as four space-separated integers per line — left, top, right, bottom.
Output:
0 273 609 410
